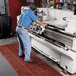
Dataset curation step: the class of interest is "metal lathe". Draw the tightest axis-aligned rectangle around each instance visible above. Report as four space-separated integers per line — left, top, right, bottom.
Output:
17 7 76 74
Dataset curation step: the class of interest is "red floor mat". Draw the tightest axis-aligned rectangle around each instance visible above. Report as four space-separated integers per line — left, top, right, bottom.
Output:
0 43 62 76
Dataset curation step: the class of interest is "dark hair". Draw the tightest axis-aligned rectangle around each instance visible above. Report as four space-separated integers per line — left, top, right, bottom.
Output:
29 3 37 11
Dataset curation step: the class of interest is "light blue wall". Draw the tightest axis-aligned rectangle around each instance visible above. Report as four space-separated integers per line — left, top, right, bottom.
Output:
0 0 5 14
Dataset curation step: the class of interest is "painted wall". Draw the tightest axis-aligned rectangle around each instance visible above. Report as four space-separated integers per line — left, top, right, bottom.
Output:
8 0 23 33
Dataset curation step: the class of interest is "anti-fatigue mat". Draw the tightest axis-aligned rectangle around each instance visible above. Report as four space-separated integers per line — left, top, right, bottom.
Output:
0 43 62 76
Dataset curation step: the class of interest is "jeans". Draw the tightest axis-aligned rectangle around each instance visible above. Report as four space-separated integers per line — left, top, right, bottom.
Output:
16 26 31 61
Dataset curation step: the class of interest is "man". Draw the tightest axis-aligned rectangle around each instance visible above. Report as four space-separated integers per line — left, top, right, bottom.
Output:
16 3 47 63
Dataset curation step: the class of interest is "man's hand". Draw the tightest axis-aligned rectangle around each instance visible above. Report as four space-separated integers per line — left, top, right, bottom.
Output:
36 20 47 26
28 29 32 32
42 23 47 26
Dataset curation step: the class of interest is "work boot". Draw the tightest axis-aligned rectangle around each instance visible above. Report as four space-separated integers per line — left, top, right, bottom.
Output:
25 58 34 63
18 54 24 57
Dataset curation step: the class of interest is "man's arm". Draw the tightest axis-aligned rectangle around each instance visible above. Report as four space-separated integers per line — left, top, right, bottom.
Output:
36 20 47 26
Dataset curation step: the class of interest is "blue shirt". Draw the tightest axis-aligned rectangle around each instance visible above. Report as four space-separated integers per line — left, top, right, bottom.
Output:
18 8 38 29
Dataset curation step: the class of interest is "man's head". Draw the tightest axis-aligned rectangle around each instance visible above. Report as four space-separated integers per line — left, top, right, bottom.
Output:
29 3 37 11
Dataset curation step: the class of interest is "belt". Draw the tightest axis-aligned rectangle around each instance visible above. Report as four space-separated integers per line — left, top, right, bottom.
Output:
18 26 28 30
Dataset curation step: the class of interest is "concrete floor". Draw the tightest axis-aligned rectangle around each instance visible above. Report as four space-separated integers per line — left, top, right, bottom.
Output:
0 34 76 76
